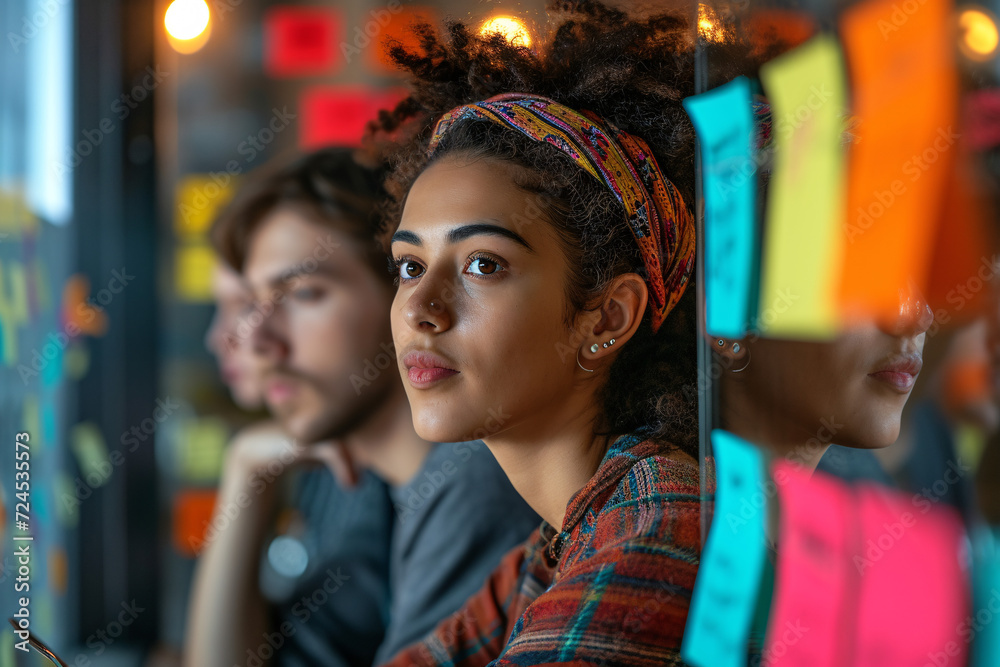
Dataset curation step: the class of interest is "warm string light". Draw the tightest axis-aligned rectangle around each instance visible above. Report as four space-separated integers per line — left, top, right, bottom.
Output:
697 4 727 43
165 0 211 54
479 16 533 48
959 7 998 61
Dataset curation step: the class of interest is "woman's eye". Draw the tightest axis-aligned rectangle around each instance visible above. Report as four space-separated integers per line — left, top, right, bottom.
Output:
398 260 424 280
292 287 323 301
466 256 502 276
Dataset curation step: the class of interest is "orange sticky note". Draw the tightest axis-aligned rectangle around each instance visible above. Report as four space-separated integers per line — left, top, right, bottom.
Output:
922 150 996 326
838 0 958 323
366 6 437 72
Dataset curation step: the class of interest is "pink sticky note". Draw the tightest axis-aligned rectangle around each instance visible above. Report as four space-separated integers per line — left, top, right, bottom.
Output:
767 463 851 667
853 485 969 666
767 462 971 666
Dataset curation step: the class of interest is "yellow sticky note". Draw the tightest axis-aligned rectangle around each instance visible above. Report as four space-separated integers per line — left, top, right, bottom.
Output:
758 34 847 338
178 417 229 482
70 422 111 487
174 175 238 241
22 395 40 449
175 243 216 302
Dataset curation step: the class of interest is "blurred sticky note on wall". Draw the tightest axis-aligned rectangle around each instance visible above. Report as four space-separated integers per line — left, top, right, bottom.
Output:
683 77 758 339
177 417 229 483
264 7 342 77
175 175 238 241
758 35 846 338
922 150 996 324
682 430 768 667
173 489 218 557
70 422 111 488
838 0 957 323
300 86 406 149
366 6 438 72
174 242 216 302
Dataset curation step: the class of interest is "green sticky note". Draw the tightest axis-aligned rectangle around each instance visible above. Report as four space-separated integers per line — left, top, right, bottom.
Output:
178 417 229 482
70 422 111 487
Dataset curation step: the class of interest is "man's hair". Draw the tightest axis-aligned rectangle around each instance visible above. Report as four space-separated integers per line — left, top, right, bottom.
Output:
211 148 393 284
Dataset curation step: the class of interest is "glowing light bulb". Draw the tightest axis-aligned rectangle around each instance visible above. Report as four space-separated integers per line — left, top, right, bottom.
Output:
165 0 211 53
479 16 532 48
959 8 998 61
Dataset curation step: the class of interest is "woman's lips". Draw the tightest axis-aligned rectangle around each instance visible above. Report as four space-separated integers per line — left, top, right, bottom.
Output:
868 354 923 393
265 378 298 405
868 370 917 392
402 350 459 388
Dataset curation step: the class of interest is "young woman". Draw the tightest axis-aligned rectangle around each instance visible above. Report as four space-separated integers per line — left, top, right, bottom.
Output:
371 3 706 665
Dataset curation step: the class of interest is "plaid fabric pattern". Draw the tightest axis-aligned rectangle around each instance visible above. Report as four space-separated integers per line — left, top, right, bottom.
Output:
381 428 708 667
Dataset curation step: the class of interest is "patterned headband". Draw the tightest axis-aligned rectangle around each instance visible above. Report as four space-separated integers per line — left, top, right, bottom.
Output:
427 93 695 333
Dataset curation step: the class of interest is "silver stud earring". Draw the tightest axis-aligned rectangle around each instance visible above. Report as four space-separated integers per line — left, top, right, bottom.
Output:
733 342 741 353
610 338 615 345
717 339 725 347
602 342 608 348
590 343 599 353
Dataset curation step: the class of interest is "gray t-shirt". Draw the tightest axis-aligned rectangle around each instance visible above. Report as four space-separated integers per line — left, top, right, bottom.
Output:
270 442 539 666
375 441 541 663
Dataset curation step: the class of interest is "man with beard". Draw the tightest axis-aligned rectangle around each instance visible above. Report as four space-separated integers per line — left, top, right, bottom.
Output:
184 149 539 667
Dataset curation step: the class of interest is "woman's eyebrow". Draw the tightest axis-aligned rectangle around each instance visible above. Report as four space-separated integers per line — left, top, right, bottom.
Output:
391 222 535 252
391 229 422 246
448 223 534 252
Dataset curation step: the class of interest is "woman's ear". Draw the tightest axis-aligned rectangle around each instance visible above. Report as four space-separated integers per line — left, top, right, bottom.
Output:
702 332 750 364
578 273 647 366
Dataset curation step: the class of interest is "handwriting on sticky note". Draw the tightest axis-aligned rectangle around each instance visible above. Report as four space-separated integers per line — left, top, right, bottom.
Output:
682 429 768 667
683 77 757 339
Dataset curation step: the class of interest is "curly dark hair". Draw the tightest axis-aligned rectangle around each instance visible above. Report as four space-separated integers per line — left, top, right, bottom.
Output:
211 148 391 284
366 1 755 457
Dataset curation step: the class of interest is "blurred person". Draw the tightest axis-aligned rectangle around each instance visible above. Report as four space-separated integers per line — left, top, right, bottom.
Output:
205 262 265 410
185 148 539 667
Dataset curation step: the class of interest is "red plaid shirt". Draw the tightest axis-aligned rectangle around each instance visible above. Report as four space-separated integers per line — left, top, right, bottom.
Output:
380 428 708 667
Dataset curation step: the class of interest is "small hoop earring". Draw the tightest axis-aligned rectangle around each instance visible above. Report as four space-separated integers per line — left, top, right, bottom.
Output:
732 349 751 373
576 348 594 373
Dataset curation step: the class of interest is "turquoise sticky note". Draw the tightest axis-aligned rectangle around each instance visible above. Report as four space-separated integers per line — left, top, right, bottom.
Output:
682 429 768 667
971 527 1000 667
683 77 758 339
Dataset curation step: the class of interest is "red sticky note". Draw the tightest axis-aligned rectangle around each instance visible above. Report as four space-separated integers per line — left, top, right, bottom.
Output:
300 86 406 149
172 489 218 557
922 149 996 325
767 462 971 666
264 7 342 78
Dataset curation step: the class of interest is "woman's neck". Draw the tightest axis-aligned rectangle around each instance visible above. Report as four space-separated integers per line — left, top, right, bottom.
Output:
720 381 830 474
484 394 609 529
